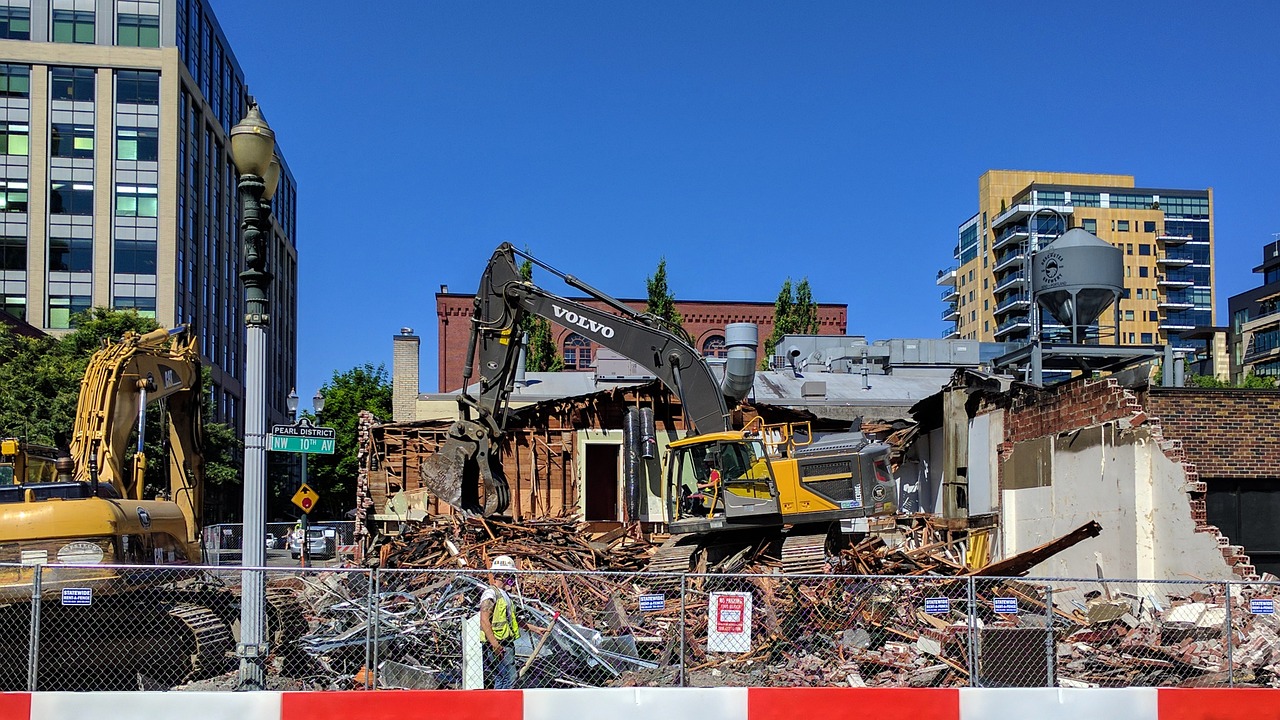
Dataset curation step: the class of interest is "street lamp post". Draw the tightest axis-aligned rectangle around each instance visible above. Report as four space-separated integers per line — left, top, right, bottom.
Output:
286 389 325 568
230 102 281 690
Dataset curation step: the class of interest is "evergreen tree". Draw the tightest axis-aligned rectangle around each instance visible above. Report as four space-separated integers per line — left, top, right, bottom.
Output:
305 363 393 519
645 257 683 328
518 258 564 372
762 278 820 366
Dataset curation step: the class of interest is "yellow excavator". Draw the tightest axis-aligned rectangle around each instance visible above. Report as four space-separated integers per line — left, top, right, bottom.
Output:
0 438 60 486
420 244 898 574
0 327 241 690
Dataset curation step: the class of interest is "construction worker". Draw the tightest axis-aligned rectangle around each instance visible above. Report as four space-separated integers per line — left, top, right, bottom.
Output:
479 555 544 689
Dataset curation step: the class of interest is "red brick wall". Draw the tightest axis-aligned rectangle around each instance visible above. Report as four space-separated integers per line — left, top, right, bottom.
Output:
1142 388 1280 479
1003 378 1140 444
436 294 847 392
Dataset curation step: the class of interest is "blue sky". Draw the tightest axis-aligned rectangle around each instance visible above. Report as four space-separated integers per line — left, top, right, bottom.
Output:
213 1 1280 398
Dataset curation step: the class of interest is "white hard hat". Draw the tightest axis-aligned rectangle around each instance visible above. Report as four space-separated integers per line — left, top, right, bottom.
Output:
490 555 517 571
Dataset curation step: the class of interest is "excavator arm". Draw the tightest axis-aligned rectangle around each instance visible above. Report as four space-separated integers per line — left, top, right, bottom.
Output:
68 326 205 544
422 243 753 515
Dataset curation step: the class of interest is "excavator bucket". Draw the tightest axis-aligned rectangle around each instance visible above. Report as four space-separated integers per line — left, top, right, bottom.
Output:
418 431 510 516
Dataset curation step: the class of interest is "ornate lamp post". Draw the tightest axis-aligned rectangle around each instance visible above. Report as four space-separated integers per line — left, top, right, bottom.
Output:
230 101 280 689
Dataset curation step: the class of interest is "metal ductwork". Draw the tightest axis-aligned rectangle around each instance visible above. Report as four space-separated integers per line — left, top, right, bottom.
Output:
720 323 758 401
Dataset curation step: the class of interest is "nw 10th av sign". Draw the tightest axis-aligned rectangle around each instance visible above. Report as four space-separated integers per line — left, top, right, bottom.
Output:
269 424 336 454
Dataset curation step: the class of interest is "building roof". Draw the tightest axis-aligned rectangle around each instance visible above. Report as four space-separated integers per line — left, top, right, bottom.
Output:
420 372 650 405
751 367 957 423
0 312 46 339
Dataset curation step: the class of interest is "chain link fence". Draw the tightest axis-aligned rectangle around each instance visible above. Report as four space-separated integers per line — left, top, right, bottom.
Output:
2 562 1278 692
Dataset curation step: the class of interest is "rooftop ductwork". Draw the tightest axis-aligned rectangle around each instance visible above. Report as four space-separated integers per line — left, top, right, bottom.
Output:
721 323 758 401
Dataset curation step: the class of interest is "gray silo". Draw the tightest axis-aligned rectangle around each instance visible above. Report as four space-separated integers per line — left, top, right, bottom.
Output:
1030 228 1124 344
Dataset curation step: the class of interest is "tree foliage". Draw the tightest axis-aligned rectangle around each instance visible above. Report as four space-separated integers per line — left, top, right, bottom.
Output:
645 257 683 329
1186 372 1276 389
762 277 820 366
518 258 564 372
306 363 393 518
0 308 240 506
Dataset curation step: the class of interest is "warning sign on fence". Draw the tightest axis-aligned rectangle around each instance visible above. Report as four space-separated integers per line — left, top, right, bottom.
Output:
708 591 752 653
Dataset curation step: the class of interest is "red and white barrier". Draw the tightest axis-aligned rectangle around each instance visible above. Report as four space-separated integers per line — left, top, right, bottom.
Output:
2 687 1279 720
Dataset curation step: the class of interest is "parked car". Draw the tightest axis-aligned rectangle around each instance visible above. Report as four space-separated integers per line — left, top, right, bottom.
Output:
290 525 337 560
264 532 288 550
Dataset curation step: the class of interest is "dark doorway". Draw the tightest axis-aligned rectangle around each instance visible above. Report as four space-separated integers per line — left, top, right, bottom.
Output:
584 444 619 522
1206 478 1280 577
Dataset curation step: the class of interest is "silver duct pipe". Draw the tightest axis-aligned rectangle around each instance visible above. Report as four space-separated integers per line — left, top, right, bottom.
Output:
721 323 758 401
514 333 529 387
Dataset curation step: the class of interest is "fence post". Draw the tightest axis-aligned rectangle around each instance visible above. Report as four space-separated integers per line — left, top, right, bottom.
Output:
26 564 41 692
966 576 978 687
1044 584 1055 688
368 568 379 689
1223 580 1234 688
678 574 687 687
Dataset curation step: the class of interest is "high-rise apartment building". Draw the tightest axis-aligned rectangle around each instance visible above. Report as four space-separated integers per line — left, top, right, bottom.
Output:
0 0 299 429
1227 238 1280 383
939 170 1213 347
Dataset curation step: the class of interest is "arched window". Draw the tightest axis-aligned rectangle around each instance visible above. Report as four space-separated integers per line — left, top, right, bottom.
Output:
563 333 593 369
702 335 727 358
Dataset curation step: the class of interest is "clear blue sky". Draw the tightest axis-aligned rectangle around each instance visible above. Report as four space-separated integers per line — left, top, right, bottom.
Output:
213 1 1280 399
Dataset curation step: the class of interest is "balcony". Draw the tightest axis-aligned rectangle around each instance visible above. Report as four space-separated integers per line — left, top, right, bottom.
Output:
991 203 1074 230
941 327 960 340
994 292 1031 316
940 286 959 302
937 267 957 286
993 251 1027 273
1157 275 1195 289
992 225 1029 251
994 316 1032 339
1157 299 1195 310
994 271 1027 294
1159 320 1195 332
1157 255 1194 268
1157 232 1193 246
942 304 959 322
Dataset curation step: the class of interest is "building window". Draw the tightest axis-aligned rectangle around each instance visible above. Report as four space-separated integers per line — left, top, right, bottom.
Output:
0 4 30 39
1144 221 1156 233
1082 218 1097 233
48 294 89 329
116 70 159 104
1124 310 1135 321
702 335 726 358
0 181 27 212
117 10 158 47
113 238 155 273
50 183 92 215
115 185 157 217
0 121 26 156
50 123 93 158
48 237 91 272
1 292 24 320
1139 266 1149 278
563 333 592 370
51 8 94 44
1141 333 1153 344
50 66 94 101
0 236 23 270
113 295 155 318
1139 244 1152 256
0 64 28 98
1117 220 1130 232
117 126 158 161
1126 243 1133 255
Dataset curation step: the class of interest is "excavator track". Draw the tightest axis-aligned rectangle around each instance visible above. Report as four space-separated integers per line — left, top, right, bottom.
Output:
167 602 235 682
780 532 830 575
647 538 700 591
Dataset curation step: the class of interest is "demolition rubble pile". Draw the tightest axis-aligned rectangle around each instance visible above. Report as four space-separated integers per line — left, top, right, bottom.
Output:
173 516 1280 690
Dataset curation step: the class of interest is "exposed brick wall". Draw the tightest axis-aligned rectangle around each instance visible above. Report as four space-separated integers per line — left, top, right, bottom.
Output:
436 294 848 392
1142 388 1280 479
1004 377 1139 444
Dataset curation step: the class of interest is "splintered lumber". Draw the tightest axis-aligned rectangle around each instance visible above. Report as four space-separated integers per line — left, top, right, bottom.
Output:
967 521 1103 577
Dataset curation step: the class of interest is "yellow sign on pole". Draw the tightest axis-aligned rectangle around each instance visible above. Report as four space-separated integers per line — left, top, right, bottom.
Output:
291 483 320 514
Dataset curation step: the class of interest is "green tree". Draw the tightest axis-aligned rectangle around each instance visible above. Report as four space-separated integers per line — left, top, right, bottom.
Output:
518 258 564 372
645 257 683 329
762 277 820 366
307 363 393 518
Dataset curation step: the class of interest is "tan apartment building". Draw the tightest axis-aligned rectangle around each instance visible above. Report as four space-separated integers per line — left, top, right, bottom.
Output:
0 0 299 430
939 170 1213 347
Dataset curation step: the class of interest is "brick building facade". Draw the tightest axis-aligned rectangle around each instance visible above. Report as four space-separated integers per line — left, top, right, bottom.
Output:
435 294 847 392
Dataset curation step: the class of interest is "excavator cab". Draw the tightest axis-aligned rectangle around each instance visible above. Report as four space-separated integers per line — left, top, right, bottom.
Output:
668 434 781 529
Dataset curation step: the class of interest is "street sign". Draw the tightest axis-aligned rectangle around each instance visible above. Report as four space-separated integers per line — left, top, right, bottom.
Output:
270 435 335 454
272 424 336 439
292 483 320 514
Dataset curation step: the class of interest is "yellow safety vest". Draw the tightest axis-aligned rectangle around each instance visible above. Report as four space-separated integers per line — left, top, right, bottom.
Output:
491 589 520 642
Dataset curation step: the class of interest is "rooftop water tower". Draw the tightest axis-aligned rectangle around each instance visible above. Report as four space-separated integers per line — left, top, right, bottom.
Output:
1031 228 1124 344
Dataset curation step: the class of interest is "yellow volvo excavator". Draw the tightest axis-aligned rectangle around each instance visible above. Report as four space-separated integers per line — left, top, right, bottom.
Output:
419 244 898 575
0 327 287 690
